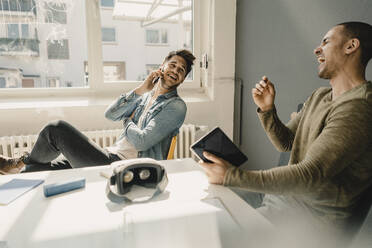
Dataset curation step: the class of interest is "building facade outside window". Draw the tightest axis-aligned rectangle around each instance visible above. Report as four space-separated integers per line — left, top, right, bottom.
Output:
0 0 198 93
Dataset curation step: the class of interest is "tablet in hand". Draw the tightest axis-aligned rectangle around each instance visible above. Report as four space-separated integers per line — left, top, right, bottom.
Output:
190 127 248 167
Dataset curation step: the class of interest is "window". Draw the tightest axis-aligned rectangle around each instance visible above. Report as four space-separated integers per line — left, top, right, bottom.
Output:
22 78 35 88
103 62 126 81
0 1 87 89
99 0 196 83
6 24 30 39
47 77 61 88
0 0 199 94
135 64 161 81
0 68 22 88
145 29 168 45
44 2 67 24
0 77 5 88
0 0 35 12
102 27 116 42
8 24 20 39
101 0 114 8
146 64 161 75
21 24 29 38
47 40 69 60
85 61 126 81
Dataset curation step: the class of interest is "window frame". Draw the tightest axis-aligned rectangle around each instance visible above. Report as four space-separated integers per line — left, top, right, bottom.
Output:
0 0 201 97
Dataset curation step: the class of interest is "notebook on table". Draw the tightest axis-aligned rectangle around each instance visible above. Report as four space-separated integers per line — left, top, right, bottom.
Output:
0 178 44 205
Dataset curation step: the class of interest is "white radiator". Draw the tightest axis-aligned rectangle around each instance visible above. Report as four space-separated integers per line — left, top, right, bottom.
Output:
0 124 206 160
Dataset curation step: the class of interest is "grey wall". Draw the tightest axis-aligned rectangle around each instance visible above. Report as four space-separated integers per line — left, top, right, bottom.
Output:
235 0 372 170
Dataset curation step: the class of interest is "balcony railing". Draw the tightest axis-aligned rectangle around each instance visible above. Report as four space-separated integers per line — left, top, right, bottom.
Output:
0 0 37 15
0 38 39 56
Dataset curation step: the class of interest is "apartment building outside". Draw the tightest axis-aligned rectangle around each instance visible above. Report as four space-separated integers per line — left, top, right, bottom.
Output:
0 0 192 89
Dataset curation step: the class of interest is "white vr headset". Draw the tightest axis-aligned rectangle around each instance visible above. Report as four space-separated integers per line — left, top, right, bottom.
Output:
106 158 168 203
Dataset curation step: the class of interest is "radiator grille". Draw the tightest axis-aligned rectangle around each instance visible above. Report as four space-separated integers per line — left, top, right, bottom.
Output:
0 124 204 160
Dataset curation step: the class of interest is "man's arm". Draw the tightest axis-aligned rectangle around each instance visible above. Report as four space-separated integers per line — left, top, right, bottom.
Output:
104 69 164 121
215 101 372 195
104 90 141 121
252 76 301 152
257 104 304 152
123 100 187 151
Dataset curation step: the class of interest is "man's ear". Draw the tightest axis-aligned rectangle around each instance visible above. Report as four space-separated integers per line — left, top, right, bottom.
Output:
345 38 360 55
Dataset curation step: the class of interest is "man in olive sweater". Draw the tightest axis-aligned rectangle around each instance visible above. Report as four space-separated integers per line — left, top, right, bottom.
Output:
200 22 372 243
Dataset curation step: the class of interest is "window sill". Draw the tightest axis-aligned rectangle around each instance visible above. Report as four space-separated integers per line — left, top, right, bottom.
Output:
100 7 114 10
0 88 210 110
144 43 170 47
102 41 117 45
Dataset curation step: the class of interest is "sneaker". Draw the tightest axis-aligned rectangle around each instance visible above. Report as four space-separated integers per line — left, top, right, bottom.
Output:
0 154 26 175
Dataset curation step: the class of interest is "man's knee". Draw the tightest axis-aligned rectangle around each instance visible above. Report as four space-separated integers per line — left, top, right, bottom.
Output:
41 120 71 134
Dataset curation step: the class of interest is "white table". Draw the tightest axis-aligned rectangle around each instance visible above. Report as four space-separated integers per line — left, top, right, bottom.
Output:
0 158 273 248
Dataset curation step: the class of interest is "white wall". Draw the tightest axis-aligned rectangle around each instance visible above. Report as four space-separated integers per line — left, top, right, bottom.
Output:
0 0 236 139
235 0 372 170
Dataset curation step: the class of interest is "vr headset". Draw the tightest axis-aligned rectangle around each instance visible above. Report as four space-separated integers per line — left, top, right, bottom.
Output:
106 158 168 203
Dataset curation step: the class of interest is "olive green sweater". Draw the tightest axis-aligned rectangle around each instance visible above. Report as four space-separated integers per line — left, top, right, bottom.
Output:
224 82 372 229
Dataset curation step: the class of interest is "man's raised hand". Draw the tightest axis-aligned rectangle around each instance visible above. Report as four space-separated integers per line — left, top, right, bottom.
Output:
135 69 163 95
252 76 276 112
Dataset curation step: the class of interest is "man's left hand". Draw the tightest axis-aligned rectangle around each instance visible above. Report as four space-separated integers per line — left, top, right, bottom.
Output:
199 152 233 184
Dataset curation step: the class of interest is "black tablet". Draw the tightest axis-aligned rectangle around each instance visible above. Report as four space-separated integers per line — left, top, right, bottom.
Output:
190 127 248 167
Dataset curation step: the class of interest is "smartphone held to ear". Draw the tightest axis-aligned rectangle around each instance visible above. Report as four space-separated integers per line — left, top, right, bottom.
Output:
152 67 164 85
152 77 160 84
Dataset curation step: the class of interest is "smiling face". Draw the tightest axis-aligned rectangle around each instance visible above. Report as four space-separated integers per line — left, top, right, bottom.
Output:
314 26 349 79
161 55 187 89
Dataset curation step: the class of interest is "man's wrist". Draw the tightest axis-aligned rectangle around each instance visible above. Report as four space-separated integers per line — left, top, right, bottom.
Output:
135 82 153 95
259 105 274 112
134 86 146 95
222 167 236 186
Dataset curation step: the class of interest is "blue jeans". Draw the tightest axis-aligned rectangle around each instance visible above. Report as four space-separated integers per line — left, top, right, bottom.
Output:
23 120 121 172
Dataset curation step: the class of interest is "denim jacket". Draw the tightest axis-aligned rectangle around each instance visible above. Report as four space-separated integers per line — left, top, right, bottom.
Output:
104 89 187 160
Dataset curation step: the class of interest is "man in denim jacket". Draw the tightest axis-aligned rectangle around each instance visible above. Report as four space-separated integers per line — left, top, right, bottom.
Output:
0 49 195 174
